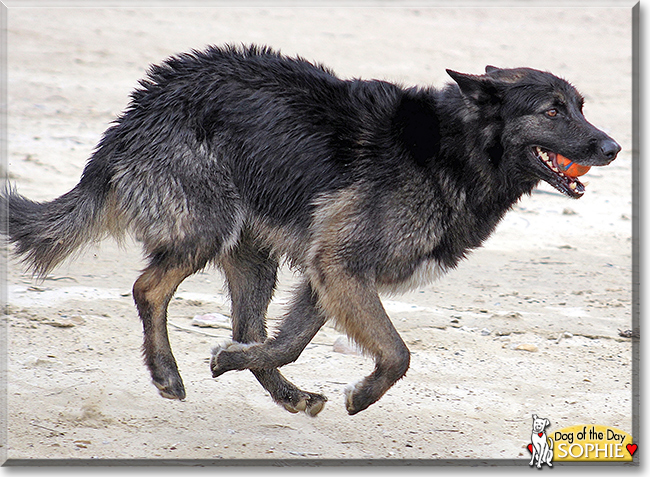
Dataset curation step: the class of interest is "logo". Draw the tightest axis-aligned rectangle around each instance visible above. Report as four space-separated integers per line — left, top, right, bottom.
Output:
526 414 636 465
528 414 554 468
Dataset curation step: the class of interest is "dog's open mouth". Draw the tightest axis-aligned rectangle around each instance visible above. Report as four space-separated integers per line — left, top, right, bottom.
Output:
533 146 589 198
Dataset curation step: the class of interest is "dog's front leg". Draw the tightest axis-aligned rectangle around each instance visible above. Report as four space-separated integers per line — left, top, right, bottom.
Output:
312 269 410 415
210 279 327 372
210 279 328 416
535 443 544 468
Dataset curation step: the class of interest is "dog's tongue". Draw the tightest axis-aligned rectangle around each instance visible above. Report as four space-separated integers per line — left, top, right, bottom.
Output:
556 154 591 178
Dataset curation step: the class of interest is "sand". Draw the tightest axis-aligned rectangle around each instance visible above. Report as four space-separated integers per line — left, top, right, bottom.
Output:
1 3 635 464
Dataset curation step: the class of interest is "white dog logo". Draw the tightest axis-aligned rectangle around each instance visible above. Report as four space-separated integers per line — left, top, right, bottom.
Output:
529 414 553 468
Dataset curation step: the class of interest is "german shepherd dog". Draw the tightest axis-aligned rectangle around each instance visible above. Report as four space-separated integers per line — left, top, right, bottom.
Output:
2 45 620 416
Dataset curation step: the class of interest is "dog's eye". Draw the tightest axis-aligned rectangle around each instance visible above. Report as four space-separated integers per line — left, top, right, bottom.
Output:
546 109 558 118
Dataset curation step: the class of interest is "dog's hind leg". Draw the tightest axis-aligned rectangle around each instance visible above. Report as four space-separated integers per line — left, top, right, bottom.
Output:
133 259 199 400
218 240 328 416
211 276 328 416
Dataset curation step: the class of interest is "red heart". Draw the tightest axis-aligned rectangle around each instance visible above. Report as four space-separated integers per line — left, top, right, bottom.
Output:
527 444 533 453
538 432 543 437
626 444 637 456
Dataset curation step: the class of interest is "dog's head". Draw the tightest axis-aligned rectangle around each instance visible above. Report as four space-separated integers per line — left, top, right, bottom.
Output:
447 66 620 198
531 414 551 434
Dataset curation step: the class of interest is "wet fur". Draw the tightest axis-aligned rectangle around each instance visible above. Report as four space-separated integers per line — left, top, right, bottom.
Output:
1 45 619 415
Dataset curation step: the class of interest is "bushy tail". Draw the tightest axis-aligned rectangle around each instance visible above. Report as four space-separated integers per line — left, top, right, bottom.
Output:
1 163 114 278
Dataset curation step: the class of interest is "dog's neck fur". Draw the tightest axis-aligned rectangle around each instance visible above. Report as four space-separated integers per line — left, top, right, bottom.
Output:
438 84 537 197
389 86 537 270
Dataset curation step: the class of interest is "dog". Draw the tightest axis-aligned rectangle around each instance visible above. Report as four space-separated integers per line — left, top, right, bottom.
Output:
1 45 620 416
529 414 554 468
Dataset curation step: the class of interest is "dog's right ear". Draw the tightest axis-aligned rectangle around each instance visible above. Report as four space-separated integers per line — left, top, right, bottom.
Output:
483 66 528 84
446 69 500 104
532 414 537 420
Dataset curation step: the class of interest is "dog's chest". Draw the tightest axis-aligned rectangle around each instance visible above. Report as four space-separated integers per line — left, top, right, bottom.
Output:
377 256 448 295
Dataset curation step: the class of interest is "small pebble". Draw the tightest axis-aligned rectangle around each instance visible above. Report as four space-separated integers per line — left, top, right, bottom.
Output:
514 344 538 352
490 312 522 320
191 313 231 329
48 315 85 328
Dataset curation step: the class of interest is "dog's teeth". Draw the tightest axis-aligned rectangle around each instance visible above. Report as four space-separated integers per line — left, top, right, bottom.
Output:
569 182 577 190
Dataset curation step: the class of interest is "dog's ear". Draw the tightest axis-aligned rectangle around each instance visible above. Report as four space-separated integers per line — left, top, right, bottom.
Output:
532 414 538 420
484 66 530 84
446 69 500 104
545 419 550 428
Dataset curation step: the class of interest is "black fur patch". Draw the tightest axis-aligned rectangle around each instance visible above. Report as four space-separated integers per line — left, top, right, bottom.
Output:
392 89 441 167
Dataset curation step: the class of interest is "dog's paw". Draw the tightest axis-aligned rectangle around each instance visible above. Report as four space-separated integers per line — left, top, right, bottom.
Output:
149 355 186 400
210 339 253 356
153 376 186 401
280 392 328 417
343 380 364 414
210 340 256 377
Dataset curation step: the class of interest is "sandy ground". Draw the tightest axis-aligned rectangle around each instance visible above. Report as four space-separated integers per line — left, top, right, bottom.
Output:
1 3 636 465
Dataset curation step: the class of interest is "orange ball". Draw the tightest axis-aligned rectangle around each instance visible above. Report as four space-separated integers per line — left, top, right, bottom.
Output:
556 154 591 178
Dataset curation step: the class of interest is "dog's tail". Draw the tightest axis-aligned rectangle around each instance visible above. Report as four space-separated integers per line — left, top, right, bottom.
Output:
1 155 117 278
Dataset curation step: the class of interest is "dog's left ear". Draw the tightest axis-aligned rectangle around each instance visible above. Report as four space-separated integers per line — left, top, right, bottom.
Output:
446 69 500 104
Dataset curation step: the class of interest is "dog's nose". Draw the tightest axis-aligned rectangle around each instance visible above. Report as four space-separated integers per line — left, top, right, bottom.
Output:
601 139 621 161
